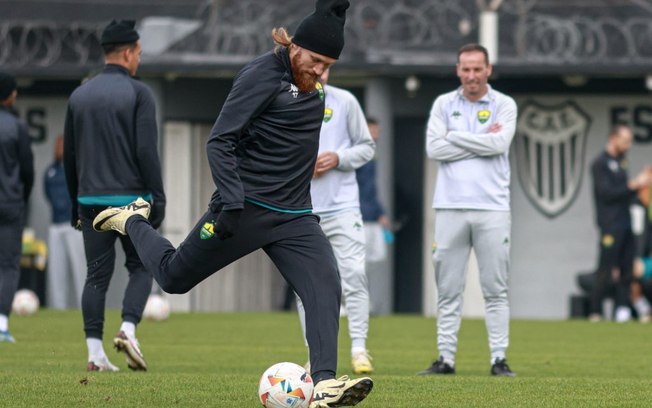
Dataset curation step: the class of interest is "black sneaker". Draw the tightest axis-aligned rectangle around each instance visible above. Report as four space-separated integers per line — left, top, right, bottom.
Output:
491 358 516 377
417 356 455 375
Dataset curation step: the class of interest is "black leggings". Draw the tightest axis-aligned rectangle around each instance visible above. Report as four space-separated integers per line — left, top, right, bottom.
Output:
590 228 635 313
126 201 341 382
0 205 24 316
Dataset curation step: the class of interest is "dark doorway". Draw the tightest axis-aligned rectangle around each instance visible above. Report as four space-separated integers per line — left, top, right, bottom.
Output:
392 117 427 313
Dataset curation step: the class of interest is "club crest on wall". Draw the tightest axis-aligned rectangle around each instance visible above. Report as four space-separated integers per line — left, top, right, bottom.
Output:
514 101 591 218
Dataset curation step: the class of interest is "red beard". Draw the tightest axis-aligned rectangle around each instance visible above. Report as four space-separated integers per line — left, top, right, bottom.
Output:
291 52 318 93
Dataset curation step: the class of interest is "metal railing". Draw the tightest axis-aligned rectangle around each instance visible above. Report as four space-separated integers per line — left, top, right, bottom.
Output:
1 0 651 75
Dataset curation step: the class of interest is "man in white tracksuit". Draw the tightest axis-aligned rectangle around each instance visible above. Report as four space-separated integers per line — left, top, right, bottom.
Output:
297 68 376 374
418 43 518 377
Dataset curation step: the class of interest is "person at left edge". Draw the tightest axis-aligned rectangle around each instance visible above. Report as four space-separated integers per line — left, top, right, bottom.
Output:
63 20 166 372
0 72 34 344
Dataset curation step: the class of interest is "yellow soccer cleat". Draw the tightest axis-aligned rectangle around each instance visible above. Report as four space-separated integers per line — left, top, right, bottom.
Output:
351 350 374 375
93 197 151 235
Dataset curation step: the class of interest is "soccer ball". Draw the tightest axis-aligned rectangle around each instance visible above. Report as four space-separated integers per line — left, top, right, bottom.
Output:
12 289 39 316
142 294 170 321
258 362 313 408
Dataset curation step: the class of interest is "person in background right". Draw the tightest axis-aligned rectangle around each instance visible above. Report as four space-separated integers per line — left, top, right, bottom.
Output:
589 124 651 323
44 134 86 310
634 182 652 322
631 257 652 322
356 117 393 264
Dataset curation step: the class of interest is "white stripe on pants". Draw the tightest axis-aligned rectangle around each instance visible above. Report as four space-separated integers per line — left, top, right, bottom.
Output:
433 210 511 362
46 223 87 309
298 209 369 345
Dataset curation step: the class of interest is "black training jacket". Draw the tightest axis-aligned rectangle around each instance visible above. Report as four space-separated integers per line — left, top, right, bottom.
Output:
63 64 165 205
206 47 324 212
591 150 635 231
0 106 33 207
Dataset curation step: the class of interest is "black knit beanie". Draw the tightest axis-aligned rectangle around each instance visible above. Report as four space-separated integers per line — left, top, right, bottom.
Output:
0 72 17 100
293 0 350 59
101 20 140 46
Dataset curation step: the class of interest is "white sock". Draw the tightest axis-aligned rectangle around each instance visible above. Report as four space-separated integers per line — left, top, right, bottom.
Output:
351 338 366 354
87 338 105 361
0 314 8 332
634 298 651 316
120 321 136 338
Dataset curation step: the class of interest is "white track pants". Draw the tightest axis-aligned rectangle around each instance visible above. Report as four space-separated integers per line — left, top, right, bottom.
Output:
46 223 87 309
433 210 511 362
298 209 369 346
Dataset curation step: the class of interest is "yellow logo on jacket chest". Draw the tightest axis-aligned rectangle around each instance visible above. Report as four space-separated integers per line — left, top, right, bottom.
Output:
477 109 491 124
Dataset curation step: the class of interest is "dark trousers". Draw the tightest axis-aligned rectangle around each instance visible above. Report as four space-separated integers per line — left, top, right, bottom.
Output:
125 202 341 383
642 279 652 302
641 219 652 257
0 205 24 316
590 228 635 314
79 205 152 339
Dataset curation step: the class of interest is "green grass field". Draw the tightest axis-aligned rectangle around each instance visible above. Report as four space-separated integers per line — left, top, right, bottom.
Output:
1 310 651 407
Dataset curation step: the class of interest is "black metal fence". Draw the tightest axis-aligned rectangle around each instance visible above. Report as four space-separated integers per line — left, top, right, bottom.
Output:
1 0 652 76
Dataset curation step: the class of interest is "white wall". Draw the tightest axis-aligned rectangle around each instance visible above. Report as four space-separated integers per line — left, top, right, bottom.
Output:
21 88 652 318
364 78 395 315
14 97 66 242
161 122 287 312
510 95 652 319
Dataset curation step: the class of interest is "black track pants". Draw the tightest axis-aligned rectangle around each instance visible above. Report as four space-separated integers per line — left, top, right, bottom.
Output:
126 202 341 382
590 228 635 314
80 205 152 339
0 205 24 316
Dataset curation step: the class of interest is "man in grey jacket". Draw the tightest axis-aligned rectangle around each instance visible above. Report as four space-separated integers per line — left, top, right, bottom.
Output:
419 43 517 377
